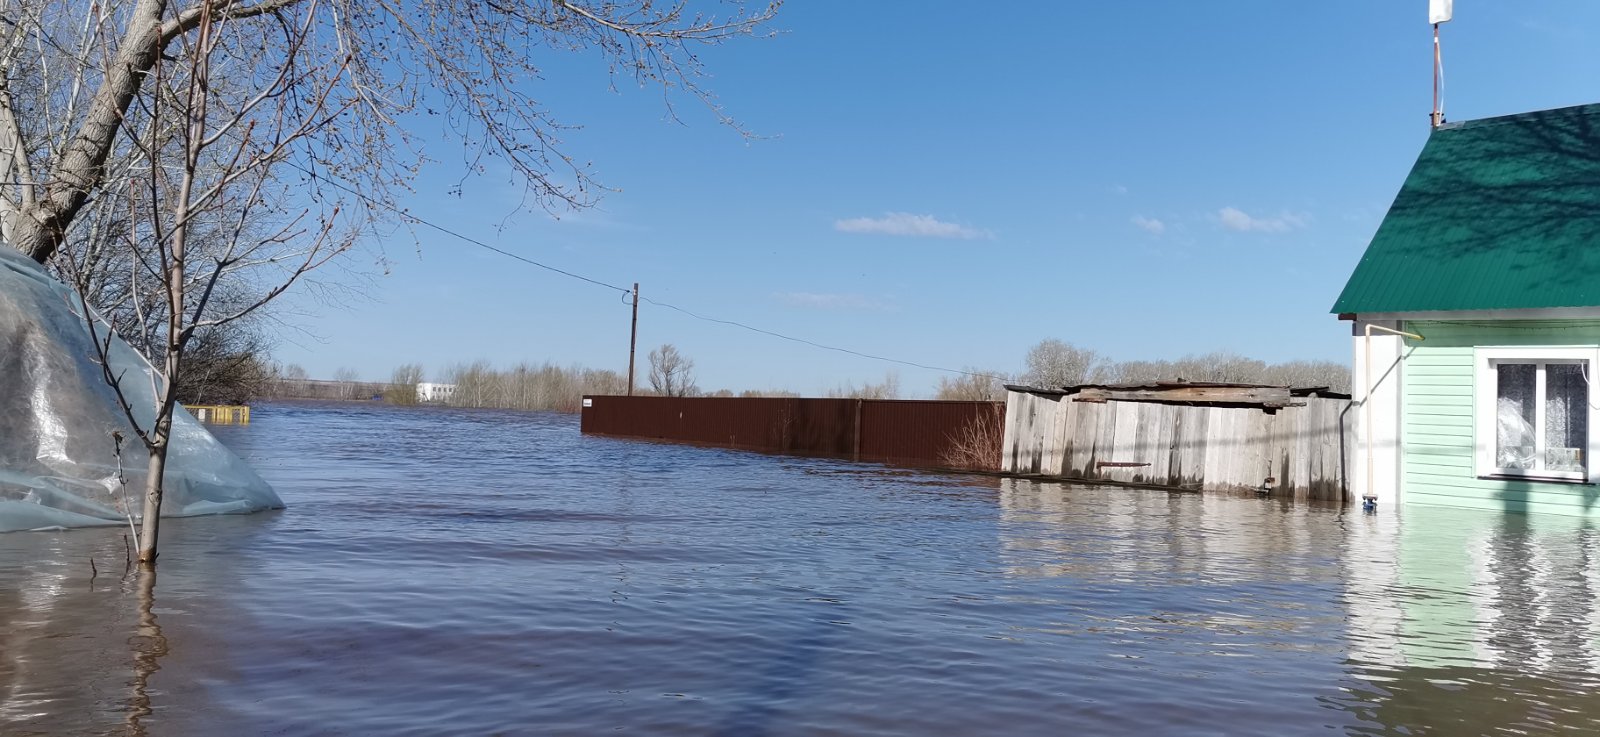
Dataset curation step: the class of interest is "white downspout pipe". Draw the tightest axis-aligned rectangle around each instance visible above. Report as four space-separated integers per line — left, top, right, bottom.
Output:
1364 322 1424 511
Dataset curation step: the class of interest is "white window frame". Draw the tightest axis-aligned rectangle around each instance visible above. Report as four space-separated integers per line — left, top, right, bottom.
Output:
1474 346 1600 484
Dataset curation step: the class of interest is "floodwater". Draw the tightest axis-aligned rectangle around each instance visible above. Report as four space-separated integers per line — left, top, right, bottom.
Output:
3 404 1600 736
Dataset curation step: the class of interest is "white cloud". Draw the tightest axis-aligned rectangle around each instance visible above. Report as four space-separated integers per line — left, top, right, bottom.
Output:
1131 215 1166 235
833 212 991 240
1216 206 1309 233
774 292 887 311
1112 184 1129 195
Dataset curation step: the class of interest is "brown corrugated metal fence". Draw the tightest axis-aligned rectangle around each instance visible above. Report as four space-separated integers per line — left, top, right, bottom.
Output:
580 395 1003 469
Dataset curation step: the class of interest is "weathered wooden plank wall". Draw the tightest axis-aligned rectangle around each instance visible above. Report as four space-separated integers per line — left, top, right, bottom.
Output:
1000 390 1354 502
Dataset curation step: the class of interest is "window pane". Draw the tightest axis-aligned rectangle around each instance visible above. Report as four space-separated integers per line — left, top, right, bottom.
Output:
1546 363 1588 473
1496 363 1537 470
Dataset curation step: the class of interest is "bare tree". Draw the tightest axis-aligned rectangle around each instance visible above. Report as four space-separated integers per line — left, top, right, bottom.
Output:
1021 339 1102 388
1101 359 1156 384
941 403 1004 472
430 359 622 411
383 363 423 404
648 344 698 397
827 372 900 400
445 360 500 407
1 0 781 264
1176 351 1268 384
258 361 310 398
7 0 778 566
740 388 798 398
53 0 368 566
1260 360 1351 393
1067 350 1350 392
62 214 280 406
332 367 361 400
935 368 1008 401
582 368 628 397
169 321 272 404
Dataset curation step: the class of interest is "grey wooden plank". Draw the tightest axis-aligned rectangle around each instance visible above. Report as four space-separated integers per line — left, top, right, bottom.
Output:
1092 400 1119 482
1002 392 1021 473
1106 401 1143 483
1048 394 1070 475
1151 403 1175 484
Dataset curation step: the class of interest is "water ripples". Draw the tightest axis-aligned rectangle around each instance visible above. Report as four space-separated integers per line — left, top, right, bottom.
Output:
3 402 1600 735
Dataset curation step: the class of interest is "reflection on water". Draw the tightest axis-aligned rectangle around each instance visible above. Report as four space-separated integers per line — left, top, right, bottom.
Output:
1339 509 1600 735
128 569 166 737
1 403 1599 735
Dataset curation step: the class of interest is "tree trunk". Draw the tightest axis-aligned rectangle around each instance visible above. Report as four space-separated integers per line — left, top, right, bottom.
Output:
136 422 169 566
138 291 185 566
14 0 171 264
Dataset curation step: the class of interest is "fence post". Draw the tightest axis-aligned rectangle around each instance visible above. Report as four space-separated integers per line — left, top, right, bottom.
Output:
852 398 863 462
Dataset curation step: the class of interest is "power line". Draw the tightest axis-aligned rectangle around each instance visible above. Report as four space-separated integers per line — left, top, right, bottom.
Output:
288 165 632 294
287 165 1000 380
639 296 998 380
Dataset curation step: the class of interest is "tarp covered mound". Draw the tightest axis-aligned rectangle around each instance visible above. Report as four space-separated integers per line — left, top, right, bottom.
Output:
0 246 282 532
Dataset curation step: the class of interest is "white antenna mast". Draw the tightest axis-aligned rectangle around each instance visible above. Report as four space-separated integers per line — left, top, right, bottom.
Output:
1430 0 1453 128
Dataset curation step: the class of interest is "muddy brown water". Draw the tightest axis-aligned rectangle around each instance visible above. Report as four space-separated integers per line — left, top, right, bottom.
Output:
3 402 1599 735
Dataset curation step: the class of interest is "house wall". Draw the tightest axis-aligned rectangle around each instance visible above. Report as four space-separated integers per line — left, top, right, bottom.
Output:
1401 320 1600 517
1353 320 1407 510
416 382 456 403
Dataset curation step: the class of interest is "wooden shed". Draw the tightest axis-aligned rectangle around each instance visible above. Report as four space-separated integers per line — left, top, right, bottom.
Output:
1001 382 1354 501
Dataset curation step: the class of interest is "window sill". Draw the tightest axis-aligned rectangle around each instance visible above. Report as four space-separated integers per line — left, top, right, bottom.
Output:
1478 474 1594 486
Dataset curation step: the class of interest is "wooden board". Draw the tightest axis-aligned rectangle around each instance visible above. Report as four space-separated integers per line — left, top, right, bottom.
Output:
1072 385 1293 408
1004 390 1353 500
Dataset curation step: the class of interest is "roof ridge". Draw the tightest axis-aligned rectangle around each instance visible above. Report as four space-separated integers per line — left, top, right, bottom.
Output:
1437 102 1600 134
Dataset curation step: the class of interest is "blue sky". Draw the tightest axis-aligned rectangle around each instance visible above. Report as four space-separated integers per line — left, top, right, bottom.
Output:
274 1 1600 396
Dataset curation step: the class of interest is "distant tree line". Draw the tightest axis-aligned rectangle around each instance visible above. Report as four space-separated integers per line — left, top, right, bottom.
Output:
261 353 797 413
826 373 902 399
258 338 1349 410
258 365 391 402
933 339 1351 401
439 361 628 412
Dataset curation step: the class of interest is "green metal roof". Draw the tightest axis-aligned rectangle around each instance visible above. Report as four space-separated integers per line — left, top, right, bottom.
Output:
1332 103 1600 314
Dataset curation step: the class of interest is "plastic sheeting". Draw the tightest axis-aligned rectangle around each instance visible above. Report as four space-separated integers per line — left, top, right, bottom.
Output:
0 246 282 532
1496 397 1537 471
1495 364 1537 471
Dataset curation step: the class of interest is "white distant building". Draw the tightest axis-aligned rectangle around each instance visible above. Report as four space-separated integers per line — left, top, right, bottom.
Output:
415 382 456 403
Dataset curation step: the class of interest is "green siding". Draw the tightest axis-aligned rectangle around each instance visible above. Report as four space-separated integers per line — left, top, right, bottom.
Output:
1401 320 1600 517
1332 103 1600 314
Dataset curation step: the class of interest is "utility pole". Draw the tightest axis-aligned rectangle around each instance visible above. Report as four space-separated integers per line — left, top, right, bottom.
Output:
1431 21 1443 129
627 283 639 396
1429 0 1452 129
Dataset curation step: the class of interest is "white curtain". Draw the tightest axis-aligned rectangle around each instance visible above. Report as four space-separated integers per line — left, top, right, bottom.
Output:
1545 364 1587 472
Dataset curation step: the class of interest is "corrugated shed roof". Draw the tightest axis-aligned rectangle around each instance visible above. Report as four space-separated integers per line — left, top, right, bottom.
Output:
1332 103 1600 314
1004 382 1351 405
